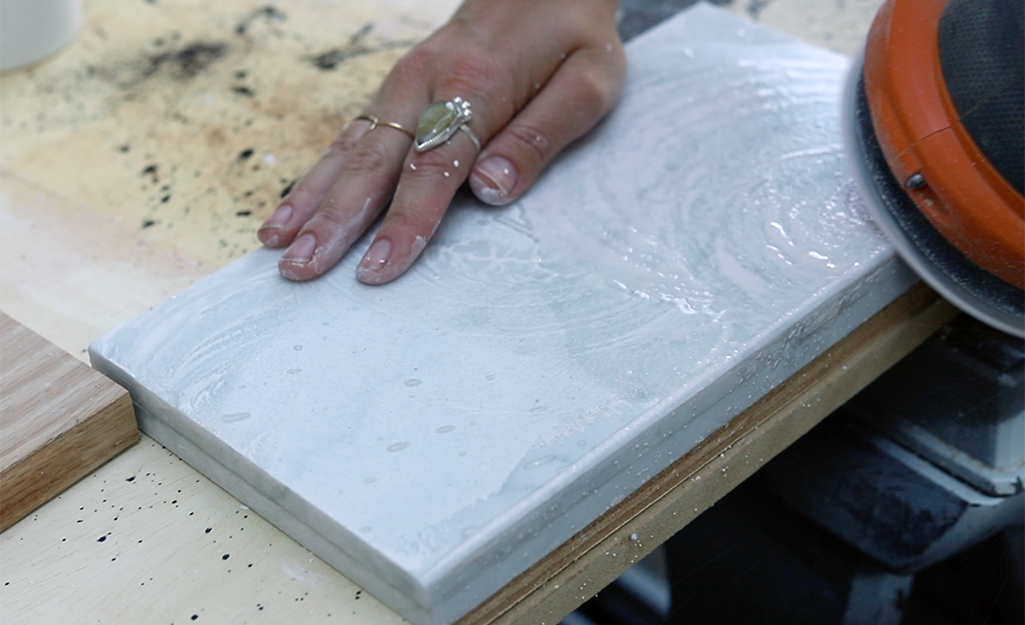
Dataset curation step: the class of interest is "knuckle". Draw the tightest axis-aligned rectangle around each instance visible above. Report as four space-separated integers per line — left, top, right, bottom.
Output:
339 140 394 177
408 148 462 177
502 123 555 164
327 131 360 155
310 196 351 223
390 46 434 84
558 67 621 122
446 58 501 93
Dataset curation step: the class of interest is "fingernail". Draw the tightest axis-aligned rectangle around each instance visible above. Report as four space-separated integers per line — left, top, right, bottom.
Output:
470 156 517 206
357 238 391 276
282 232 316 264
262 204 292 229
258 204 293 245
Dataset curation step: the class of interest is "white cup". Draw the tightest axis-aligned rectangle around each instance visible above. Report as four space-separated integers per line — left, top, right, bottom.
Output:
0 0 82 71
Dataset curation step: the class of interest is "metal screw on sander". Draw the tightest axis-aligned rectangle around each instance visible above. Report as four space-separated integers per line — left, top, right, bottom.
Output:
904 172 926 189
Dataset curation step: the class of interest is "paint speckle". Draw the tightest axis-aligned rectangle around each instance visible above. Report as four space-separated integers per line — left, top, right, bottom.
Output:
146 42 228 82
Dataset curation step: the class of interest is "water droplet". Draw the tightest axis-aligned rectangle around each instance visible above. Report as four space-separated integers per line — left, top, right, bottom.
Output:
436 425 456 434
387 442 410 452
293 345 303 351
404 378 422 387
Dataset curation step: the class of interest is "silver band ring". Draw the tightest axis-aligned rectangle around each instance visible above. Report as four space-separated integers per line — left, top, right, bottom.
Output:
352 115 415 140
415 97 481 154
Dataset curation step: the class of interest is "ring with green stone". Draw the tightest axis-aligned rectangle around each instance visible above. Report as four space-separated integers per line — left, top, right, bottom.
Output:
415 97 481 154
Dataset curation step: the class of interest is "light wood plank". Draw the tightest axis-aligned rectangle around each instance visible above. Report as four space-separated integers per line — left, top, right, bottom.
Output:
0 312 138 531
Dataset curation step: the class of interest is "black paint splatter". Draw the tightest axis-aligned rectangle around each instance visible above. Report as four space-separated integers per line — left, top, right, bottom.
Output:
307 23 374 70
145 42 227 81
238 149 254 161
235 5 288 36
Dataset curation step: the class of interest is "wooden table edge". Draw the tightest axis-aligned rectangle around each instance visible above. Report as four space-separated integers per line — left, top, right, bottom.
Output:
459 283 958 625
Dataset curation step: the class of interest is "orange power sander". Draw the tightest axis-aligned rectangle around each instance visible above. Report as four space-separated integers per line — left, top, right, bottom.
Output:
845 0 1024 337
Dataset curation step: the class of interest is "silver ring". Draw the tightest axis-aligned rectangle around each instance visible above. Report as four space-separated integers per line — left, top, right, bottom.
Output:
415 97 481 153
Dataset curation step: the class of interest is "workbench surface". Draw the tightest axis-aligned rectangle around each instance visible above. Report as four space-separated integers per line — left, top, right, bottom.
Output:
2 1 951 624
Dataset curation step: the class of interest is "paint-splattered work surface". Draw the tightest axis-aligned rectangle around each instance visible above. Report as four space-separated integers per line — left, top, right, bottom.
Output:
88 5 913 625
0 1 895 624
0 0 455 354
1 1 455 623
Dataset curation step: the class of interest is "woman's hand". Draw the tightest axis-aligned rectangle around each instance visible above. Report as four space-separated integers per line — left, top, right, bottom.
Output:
258 0 625 284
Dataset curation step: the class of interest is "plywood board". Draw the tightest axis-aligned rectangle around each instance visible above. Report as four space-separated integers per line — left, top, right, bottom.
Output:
1 313 137 531
89 6 918 624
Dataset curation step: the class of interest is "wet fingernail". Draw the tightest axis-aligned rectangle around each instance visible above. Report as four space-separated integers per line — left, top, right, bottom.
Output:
357 238 391 277
282 232 316 264
258 204 293 245
470 156 517 206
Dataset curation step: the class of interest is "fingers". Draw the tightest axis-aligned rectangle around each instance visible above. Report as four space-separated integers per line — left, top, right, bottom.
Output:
469 42 625 206
257 120 369 249
355 120 483 285
259 0 625 285
266 118 416 281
